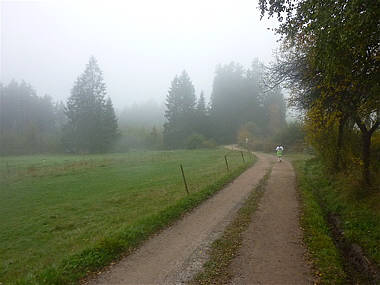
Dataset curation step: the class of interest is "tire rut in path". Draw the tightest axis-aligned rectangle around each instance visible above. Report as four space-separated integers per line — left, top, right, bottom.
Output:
230 158 313 284
87 153 272 285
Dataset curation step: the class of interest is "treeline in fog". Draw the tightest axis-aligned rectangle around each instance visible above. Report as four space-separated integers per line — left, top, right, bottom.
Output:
0 57 119 155
163 60 288 150
0 57 294 155
115 101 165 152
0 81 66 154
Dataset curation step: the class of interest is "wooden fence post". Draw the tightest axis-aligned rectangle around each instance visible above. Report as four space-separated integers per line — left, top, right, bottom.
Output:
241 151 245 163
180 164 189 195
224 155 229 171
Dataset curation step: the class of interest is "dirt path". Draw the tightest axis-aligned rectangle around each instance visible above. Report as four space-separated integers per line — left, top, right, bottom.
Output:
87 153 272 285
230 158 312 284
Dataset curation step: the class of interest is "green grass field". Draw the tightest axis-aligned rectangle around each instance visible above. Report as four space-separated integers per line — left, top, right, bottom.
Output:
0 148 254 284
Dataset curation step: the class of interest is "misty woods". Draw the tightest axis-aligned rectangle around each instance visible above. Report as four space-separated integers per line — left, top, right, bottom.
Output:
163 61 287 150
0 57 119 155
0 58 289 155
0 81 65 155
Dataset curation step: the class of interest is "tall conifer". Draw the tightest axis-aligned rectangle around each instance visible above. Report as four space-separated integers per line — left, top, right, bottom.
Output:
163 71 196 148
64 56 118 153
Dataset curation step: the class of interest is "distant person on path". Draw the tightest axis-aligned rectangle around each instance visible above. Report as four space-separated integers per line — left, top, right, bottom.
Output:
276 145 284 162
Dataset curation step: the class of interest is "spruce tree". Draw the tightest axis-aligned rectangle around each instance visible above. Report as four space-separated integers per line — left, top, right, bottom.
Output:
163 71 196 148
63 56 118 153
196 91 207 115
195 91 210 137
102 97 119 147
209 62 247 143
209 61 274 143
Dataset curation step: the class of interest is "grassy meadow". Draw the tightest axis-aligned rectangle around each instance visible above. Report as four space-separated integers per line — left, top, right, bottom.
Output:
0 148 254 284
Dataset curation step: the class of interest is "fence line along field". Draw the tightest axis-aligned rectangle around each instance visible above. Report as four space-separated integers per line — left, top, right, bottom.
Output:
0 148 253 283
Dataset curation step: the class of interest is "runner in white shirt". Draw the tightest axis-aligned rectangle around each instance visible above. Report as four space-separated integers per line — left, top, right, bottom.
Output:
276 145 284 162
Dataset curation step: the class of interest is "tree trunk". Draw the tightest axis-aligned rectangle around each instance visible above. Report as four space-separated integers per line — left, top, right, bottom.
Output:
354 116 379 188
361 131 371 187
334 117 345 171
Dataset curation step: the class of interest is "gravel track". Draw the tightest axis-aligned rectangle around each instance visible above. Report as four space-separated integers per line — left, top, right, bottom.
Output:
230 158 312 284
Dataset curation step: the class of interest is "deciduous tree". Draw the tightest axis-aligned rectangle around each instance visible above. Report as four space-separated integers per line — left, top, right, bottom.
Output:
260 0 380 186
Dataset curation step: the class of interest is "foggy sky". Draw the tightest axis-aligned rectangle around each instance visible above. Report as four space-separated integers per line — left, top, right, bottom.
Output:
0 0 279 109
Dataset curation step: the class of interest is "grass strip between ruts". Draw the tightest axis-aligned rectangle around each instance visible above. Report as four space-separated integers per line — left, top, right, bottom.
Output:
190 166 272 284
14 158 256 285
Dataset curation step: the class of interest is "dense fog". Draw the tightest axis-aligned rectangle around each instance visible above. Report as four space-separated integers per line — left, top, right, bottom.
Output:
1 0 277 108
1 0 289 155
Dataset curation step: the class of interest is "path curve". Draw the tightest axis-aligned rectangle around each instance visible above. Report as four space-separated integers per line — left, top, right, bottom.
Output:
87 153 273 284
230 157 312 284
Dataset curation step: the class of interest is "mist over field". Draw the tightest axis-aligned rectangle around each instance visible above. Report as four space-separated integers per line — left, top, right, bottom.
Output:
1 0 278 108
1 0 291 155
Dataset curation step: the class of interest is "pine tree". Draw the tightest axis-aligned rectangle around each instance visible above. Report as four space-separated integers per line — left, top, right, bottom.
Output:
164 76 180 131
177 71 196 113
196 91 207 115
163 71 196 148
102 97 119 147
63 56 118 153
209 61 272 143
194 91 210 137
209 62 247 143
